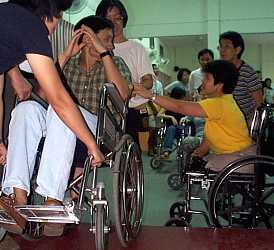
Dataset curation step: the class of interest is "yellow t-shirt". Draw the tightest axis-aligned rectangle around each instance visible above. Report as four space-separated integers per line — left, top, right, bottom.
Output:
198 94 252 154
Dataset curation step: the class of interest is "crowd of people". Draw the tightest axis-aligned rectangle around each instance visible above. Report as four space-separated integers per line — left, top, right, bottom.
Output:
0 0 270 238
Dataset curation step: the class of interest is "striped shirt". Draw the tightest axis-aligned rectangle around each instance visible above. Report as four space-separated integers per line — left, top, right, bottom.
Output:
63 56 132 115
233 61 262 120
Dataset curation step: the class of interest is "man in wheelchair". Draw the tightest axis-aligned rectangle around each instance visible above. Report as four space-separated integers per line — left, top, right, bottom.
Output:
134 59 256 172
0 15 131 236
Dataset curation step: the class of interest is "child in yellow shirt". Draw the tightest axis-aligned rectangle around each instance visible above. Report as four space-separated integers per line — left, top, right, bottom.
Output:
134 60 255 172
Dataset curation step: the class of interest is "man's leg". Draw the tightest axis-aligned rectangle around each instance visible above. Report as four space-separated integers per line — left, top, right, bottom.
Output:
36 106 97 202
163 125 176 153
2 101 46 204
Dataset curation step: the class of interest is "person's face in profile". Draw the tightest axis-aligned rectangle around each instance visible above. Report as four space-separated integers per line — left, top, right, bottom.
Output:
200 72 222 97
44 11 63 35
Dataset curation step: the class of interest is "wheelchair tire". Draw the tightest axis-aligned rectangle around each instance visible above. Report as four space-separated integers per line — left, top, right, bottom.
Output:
169 202 187 218
165 217 190 227
95 204 107 250
0 227 6 242
208 155 274 229
112 136 144 247
167 173 182 190
150 157 161 169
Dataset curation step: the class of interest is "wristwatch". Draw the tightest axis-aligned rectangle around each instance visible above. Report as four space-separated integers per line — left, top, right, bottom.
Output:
100 50 113 58
150 94 157 103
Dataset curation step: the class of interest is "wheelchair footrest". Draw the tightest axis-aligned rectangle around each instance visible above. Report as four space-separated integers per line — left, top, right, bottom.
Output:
0 205 80 224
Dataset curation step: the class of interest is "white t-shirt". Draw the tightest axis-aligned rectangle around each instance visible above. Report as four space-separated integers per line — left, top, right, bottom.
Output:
188 67 204 93
114 40 155 107
114 40 154 83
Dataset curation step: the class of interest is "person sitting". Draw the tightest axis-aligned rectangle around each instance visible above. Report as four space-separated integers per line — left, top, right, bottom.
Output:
164 67 191 96
158 87 187 157
0 12 130 236
134 60 256 172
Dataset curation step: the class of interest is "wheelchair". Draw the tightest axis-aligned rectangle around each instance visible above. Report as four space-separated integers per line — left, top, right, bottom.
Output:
150 116 195 172
0 83 144 250
166 117 198 190
166 104 274 228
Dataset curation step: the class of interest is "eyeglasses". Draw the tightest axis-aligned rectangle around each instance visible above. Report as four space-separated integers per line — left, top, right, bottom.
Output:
217 45 234 50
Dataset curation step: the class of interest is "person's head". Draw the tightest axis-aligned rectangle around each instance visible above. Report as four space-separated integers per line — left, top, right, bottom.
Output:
264 78 272 88
218 31 245 62
170 87 186 100
177 68 191 84
200 60 238 96
96 0 128 38
197 48 214 67
9 0 73 35
74 15 114 54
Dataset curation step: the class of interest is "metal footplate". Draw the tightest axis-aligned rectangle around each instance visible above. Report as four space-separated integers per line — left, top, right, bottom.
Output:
0 203 80 225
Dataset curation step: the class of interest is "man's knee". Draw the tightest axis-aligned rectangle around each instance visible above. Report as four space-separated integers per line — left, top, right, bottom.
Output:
12 101 45 120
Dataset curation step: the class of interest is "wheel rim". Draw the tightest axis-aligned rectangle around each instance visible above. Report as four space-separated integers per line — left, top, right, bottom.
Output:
167 174 181 190
150 157 161 169
122 142 143 238
208 155 274 228
169 202 187 218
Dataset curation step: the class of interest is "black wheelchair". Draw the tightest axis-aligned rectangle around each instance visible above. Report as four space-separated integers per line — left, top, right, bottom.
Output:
166 104 274 228
0 83 144 250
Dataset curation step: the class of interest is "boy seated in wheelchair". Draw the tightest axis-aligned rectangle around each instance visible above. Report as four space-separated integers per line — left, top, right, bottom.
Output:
134 59 256 172
157 87 187 158
0 14 131 236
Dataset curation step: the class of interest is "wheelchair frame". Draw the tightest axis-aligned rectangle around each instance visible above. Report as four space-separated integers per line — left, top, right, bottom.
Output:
0 83 144 250
166 104 274 228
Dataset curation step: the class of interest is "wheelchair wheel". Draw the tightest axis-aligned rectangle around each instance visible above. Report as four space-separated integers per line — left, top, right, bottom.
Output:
208 155 274 229
112 136 144 247
170 202 186 218
95 204 107 250
0 227 6 241
150 157 161 169
165 217 190 227
167 173 181 190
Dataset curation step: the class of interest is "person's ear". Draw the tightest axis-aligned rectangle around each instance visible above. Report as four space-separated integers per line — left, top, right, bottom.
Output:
235 46 242 57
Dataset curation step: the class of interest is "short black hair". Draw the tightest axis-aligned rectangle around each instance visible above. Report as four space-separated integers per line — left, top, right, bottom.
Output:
177 68 191 81
219 31 245 59
9 0 73 21
202 60 238 94
74 15 114 45
74 15 114 33
95 0 128 28
197 48 214 60
170 87 186 99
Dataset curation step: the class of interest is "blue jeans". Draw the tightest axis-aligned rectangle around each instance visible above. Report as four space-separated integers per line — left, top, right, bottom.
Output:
2 101 97 201
163 125 182 152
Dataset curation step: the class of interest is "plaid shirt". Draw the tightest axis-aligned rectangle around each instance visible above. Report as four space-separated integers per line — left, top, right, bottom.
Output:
63 56 132 115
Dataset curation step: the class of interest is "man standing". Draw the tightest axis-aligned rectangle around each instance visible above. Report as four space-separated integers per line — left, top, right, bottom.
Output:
218 31 263 124
188 48 214 98
96 0 155 149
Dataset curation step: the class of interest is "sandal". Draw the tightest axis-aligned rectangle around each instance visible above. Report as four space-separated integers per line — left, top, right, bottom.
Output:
0 195 27 235
43 198 65 237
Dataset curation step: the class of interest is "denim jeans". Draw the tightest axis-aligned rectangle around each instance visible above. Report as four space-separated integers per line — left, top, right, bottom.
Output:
2 101 97 201
163 125 183 152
